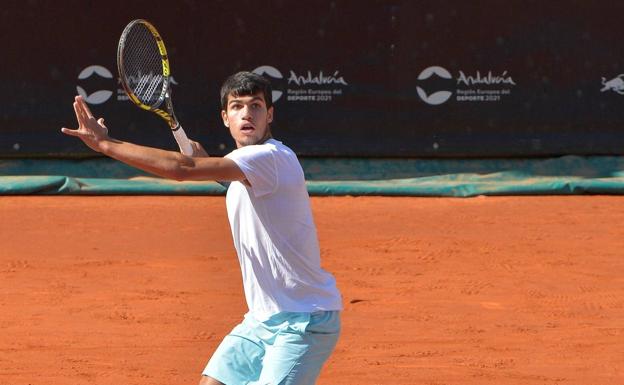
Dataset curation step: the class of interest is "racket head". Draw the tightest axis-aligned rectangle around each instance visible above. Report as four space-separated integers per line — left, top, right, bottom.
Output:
117 19 171 110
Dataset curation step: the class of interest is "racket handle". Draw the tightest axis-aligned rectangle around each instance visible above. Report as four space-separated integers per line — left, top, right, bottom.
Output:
172 124 194 156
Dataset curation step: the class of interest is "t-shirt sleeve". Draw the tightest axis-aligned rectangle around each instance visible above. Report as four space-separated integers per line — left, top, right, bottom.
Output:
225 144 277 197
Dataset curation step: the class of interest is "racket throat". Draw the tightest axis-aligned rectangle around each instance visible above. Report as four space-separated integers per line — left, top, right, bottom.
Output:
164 94 180 131
171 121 182 131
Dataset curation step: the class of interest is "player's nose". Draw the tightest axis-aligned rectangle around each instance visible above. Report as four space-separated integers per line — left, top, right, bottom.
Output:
242 105 253 120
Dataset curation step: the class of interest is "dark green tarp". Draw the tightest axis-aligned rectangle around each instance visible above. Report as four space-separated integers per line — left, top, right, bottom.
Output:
2 156 624 197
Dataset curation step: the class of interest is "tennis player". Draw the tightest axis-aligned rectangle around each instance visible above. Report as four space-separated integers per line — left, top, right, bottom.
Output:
62 71 343 385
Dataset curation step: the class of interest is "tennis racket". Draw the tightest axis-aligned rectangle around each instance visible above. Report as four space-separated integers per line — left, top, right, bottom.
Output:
117 19 193 155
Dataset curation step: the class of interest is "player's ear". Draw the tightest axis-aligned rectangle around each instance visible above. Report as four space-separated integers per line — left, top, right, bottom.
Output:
221 110 229 127
267 106 274 124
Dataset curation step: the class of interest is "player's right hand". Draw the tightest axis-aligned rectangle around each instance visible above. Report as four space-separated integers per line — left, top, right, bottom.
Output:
61 95 110 153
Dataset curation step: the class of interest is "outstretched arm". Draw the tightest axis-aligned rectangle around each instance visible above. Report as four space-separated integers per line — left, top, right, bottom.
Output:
61 96 245 182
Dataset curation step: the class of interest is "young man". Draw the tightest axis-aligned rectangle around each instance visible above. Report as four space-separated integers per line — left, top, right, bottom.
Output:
62 72 343 385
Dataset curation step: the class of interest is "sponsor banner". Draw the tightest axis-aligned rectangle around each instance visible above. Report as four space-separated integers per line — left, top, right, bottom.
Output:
3 2 624 157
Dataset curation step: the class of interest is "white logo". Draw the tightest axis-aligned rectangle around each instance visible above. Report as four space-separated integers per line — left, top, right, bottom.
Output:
417 65 516 105
287 70 348 86
416 66 453 105
253 65 348 103
76 65 113 104
457 70 516 86
601 74 624 94
253 65 284 102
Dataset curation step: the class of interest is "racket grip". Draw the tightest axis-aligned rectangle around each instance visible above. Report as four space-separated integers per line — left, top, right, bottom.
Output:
172 125 194 156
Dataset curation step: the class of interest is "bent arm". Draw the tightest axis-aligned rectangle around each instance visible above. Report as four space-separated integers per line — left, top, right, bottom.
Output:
62 95 245 182
99 139 244 181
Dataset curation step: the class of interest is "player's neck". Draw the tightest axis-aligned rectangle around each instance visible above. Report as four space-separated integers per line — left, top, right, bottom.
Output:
236 132 273 148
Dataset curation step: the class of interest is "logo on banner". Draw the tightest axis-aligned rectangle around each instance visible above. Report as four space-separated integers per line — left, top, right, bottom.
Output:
76 65 178 105
76 65 114 104
252 66 284 102
601 74 624 95
416 66 453 105
416 65 516 105
253 65 349 103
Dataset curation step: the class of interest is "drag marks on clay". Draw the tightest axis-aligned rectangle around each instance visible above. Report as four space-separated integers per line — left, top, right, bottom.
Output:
416 277 496 298
192 331 216 341
543 258 576 267
525 289 547 299
99 308 142 323
358 342 447 367
459 280 494 296
490 371 568 383
1 259 31 273
498 261 517 273
595 327 624 337
445 325 486 336
522 291 583 320
367 237 441 264
133 288 194 302
578 292 623 311
19 279 85 307
73 258 147 268
523 283 624 319
453 356 517 370
421 279 450 292
350 276 378 290
494 322 541 335
578 285 598 293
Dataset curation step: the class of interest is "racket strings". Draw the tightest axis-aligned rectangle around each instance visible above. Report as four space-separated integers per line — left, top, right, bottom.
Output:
127 27 162 101
121 23 166 107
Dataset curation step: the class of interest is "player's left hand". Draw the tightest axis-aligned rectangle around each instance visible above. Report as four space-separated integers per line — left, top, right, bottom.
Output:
61 95 110 153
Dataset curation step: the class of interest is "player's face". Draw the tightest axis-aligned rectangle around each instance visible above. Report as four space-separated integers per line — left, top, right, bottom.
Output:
222 93 273 148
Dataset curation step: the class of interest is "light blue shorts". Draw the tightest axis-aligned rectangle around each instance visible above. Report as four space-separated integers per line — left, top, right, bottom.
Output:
202 310 341 385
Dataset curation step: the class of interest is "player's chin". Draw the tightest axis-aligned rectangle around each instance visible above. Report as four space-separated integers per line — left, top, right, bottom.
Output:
236 136 261 147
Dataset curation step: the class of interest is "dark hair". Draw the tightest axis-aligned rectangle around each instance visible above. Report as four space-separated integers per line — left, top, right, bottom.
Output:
220 71 273 110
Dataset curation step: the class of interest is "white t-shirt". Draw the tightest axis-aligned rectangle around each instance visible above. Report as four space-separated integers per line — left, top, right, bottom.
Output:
224 139 343 320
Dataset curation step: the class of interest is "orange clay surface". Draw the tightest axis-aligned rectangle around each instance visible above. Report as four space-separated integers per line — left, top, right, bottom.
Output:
0 196 623 385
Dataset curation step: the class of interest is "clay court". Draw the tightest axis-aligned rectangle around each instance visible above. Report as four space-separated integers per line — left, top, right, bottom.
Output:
0 195 622 384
